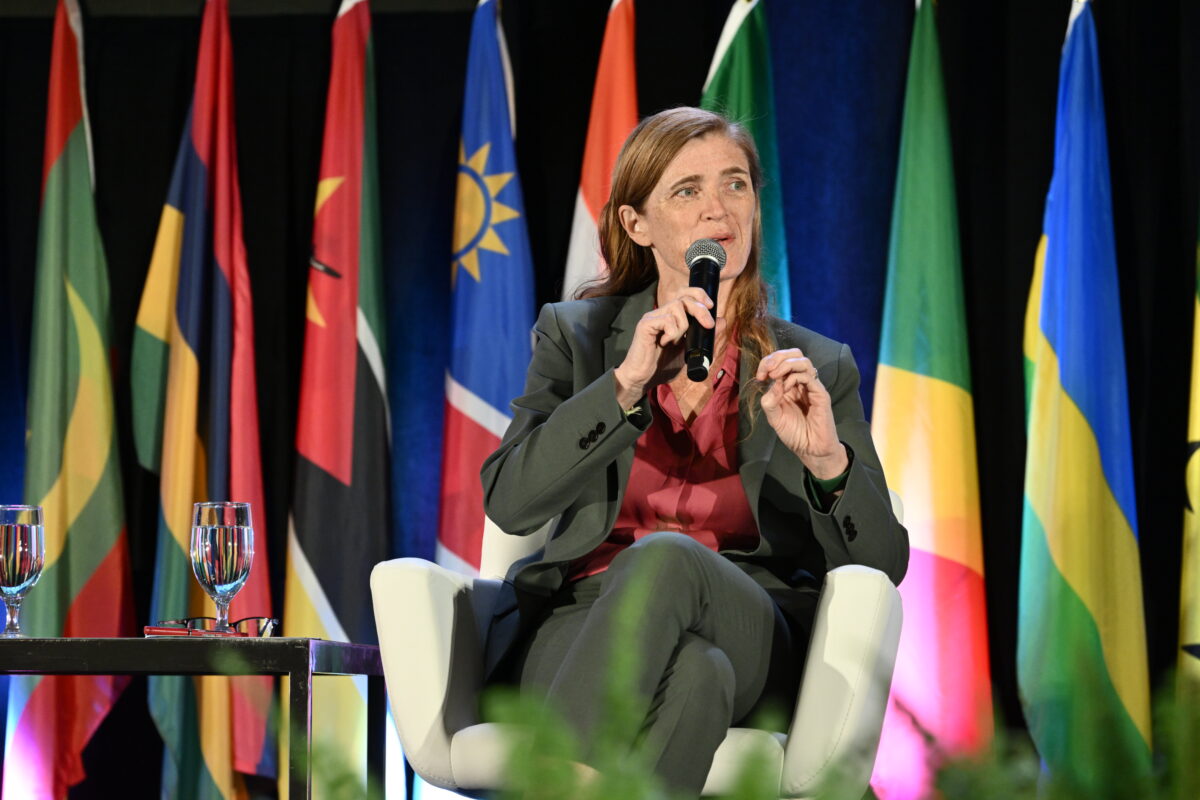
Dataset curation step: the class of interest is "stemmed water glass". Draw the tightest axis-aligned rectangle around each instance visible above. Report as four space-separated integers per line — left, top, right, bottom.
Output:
190 502 254 633
0 505 45 638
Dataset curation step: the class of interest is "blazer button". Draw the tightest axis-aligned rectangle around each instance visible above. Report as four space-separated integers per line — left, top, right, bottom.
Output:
596 422 606 435
579 437 590 450
588 429 598 442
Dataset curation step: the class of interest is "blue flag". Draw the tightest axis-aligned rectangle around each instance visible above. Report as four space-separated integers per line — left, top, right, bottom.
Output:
438 0 536 573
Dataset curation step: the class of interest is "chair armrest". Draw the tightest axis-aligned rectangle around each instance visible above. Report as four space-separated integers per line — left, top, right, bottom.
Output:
780 564 903 799
370 558 502 789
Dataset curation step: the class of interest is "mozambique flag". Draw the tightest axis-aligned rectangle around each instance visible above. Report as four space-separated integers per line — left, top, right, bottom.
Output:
2 2 132 796
1019 3 1151 795
284 0 389 791
869 2 991 797
699 0 790 316
1179 215 1200 797
561 0 636 300
438 0 536 573
130 0 275 795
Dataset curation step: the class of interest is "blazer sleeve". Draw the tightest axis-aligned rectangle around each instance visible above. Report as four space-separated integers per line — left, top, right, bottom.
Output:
806 343 909 585
480 302 650 536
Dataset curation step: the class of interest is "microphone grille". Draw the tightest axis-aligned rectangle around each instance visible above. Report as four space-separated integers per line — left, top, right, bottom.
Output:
685 238 727 268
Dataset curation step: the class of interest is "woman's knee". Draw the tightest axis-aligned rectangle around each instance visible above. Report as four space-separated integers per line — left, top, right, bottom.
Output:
668 633 736 718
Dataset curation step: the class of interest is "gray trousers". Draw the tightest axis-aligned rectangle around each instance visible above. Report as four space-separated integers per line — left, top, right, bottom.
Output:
508 532 814 797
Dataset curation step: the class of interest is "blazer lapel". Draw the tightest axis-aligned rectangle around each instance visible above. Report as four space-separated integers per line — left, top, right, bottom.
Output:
604 284 656 527
738 320 780 520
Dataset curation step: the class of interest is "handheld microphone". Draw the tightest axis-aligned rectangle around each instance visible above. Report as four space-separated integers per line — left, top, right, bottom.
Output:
684 238 727 382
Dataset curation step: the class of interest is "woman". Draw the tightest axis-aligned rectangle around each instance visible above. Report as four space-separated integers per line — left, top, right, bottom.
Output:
480 107 907 796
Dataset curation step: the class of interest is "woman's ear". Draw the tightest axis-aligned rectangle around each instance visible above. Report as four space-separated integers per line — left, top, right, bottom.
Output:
618 205 652 247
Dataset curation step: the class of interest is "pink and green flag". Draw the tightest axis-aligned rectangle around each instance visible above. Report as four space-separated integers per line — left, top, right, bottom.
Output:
870 2 991 797
3 1 133 797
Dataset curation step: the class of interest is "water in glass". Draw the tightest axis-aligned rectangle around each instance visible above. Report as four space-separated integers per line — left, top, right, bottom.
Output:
0 505 45 637
190 525 253 601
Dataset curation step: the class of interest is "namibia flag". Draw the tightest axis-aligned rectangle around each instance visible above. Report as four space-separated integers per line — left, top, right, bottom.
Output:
130 0 276 795
3 2 133 796
1019 2 1151 795
439 0 536 574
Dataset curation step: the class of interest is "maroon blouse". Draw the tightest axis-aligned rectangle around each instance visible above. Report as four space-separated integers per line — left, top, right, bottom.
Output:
567 342 759 581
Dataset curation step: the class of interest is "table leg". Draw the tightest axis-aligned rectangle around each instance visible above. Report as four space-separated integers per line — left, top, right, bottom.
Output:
289 668 313 800
367 674 385 790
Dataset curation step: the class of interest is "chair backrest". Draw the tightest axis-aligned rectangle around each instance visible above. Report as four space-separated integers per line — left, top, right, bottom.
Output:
477 515 556 580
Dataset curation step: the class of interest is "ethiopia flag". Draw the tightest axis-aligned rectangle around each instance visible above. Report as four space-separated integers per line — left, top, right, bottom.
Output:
699 0 790 316
2 2 133 797
284 0 389 792
438 0 536 573
130 0 275 795
561 0 637 301
1018 2 1152 796
1179 212 1200 796
869 2 991 797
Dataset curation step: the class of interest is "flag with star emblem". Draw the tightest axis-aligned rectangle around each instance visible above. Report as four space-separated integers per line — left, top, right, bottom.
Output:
1019 2 1151 795
1179 212 1200 798
130 0 276 794
3 2 133 797
700 0 790 316
284 0 389 791
438 0 536 573
870 3 992 798
561 0 637 300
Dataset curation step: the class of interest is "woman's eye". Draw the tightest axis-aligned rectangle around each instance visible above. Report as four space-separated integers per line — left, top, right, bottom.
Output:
728 179 748 192
675 187 696 198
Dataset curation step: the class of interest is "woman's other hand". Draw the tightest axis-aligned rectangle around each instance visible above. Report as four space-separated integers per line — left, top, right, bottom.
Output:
756 349 848 479
613 288 716 409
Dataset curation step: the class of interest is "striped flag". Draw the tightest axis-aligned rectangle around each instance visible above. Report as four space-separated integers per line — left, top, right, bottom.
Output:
130 0 276 794
2 2 133 796
1179 214 1200 796
438 0 536 573
561 0 637 301
284 0 389 791
869 2 991 797
700 0 790 316
1019 2 1151 795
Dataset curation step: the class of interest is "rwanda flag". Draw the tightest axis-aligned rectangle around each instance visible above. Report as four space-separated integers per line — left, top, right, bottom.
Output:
870 2 991 798
700 0 789 317
1019 2 1151 796
438 0 536 574
3 2 133 797
284 0 388 791
130 0 276 795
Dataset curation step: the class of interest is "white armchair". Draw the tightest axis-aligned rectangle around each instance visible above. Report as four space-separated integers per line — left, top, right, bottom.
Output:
371 501 903 799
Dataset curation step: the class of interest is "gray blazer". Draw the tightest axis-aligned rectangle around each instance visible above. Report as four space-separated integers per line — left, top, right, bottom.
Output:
479 283 908 674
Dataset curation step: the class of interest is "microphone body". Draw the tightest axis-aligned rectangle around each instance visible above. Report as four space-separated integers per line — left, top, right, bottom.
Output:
684 238 727 382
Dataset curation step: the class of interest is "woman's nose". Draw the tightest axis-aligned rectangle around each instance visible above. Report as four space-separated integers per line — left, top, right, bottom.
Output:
701 193 728 220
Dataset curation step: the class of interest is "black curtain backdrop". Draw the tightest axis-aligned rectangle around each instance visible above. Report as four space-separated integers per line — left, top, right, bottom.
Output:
0 0 1197 796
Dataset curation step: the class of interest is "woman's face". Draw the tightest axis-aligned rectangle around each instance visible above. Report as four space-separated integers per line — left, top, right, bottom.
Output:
618 133 757 290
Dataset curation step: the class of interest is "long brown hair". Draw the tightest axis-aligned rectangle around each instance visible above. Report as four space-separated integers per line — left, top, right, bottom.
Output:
579 107 775 378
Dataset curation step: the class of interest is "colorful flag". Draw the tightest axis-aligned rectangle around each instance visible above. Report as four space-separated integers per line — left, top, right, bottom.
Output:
700 0 790 316
130 0 275 794
1019 2 1151 795
438 0 536 573
869 2 991 797
2 2 133 797
284 0 388 791
560 0 637 301
1179 214 1200 796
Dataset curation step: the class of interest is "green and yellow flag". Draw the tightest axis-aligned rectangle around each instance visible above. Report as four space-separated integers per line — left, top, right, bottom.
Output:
1179 214 1200 798
3 1 132 797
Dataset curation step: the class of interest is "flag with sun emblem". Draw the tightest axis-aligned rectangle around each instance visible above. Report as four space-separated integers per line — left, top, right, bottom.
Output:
439 0 536 573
